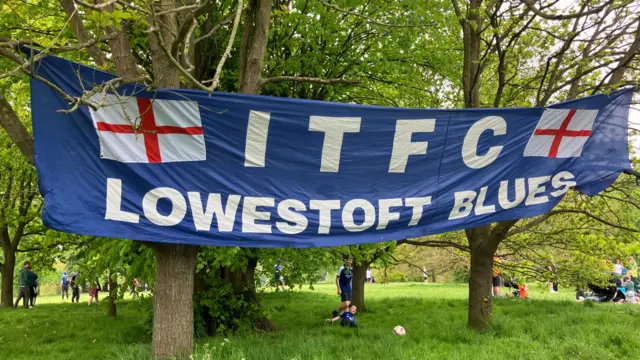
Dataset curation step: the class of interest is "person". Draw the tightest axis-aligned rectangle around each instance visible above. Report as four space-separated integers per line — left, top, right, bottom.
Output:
71 272 80 303
130 278 140 296
492 256 502 296
27 264 38 308
548 264 558 293
331 257 353 319
614 259 624 275
326 304 358 328
274 264 285 291
622 275 636 302
88 280 101 305
627 256 638 278
61 272 70 300
422 267 429 284
518 283 529 299
14 261 33 309
366 268 372 284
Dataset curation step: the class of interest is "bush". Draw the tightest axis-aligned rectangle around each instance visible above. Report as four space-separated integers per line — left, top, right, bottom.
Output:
385 272 408 283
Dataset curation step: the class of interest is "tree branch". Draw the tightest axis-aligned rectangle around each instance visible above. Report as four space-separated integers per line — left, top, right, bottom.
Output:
259 76 361 89
522 0 616 21
59 0 109 68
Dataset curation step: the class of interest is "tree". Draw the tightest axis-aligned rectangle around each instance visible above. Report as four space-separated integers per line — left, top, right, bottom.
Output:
449 0 639 330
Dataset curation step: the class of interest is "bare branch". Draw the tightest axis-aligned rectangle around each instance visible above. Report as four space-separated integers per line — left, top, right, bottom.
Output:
206 0 243 92
60 0 110 68
522 0 616 21
73 0 118 10
194 15 234 44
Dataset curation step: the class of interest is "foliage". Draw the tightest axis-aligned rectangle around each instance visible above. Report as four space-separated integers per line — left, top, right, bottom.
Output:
194 273 267 336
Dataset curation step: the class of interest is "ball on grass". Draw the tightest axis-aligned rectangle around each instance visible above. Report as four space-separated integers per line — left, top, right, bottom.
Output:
393 325 405 336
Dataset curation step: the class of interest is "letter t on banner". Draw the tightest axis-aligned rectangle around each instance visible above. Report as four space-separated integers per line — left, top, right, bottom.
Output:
309 116 361 172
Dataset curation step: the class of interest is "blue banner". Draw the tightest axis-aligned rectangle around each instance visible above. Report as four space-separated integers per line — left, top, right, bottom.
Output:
30 56 632 248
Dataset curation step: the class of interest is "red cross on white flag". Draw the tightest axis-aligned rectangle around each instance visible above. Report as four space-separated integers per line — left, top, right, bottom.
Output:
523 108 598 158
88 94 206 163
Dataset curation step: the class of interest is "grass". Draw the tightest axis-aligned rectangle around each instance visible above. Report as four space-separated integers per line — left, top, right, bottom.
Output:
1 283 639 360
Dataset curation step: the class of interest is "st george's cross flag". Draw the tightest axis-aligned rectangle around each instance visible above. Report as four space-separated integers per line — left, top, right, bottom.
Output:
523 108 598 158
88 94 206 163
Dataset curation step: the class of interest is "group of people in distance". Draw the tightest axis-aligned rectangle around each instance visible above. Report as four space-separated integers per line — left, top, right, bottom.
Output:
61 271 103 305
14 261 38 308
491 257 529 299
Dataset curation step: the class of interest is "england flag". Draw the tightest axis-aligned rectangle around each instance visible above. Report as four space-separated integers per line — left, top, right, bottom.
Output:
88 94 206 163
523 108 598 158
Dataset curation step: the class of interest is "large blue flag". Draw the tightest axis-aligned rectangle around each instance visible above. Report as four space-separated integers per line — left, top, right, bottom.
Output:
30 55 632 247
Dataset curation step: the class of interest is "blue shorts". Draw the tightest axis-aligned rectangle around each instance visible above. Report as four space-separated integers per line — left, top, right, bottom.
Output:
340 290 352 302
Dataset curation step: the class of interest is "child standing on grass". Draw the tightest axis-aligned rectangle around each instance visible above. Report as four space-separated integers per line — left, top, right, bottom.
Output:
88 280 101 305
327 304 358 328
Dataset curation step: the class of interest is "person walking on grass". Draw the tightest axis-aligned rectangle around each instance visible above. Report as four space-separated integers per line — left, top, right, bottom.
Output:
61 271 70 300
28 264 38 307
88 280 101 305
71 272 80 303
423 267 429 284
331 256 353 319
14 261 33 309
274 263 285 291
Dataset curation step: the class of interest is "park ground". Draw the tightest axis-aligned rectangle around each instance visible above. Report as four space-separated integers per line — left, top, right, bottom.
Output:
1 283 639 360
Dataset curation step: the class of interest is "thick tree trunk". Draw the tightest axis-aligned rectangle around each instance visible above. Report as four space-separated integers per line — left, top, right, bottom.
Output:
0 246 16 308
466 225 499 330
152 244 198 359
431 270 436 283
238 0 271 94
0 93 34 164
107 270 117 319
351 261 369 311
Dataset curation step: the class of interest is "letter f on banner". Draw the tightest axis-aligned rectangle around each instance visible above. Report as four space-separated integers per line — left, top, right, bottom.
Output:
389 119 436 173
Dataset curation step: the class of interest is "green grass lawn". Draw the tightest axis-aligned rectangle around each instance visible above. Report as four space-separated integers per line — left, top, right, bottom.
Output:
1 283 638 360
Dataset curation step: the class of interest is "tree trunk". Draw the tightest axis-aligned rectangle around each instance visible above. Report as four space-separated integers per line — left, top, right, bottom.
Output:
0 93 34 164
351 261 369 311
107 269 117 319
0 245 15 308
238 0 271 94
152 243 199 359
466 225 499 330
431 270 436 283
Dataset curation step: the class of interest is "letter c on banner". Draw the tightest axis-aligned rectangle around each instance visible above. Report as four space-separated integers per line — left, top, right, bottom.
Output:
462 116 506 169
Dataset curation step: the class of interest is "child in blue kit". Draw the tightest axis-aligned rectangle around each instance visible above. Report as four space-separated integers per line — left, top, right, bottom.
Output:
326 304 358 328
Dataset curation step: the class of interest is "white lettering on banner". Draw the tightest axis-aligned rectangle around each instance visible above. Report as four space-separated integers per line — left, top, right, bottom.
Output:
105 178 140 223
447 172 575 220
525 176 551 205
242 197 275 233
309 200 341 234
309 116 361 172
462 116 506 169
105 172 575 234
377 198 403 230
550 171 576 197
244 111 271 167
142 187 187 226
498 178 526 209
389 119 436 173
187 193 240 231
474 186 496 215
449 191 477 220
342 199 376 232
405 197 433 226
276 199 308 234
